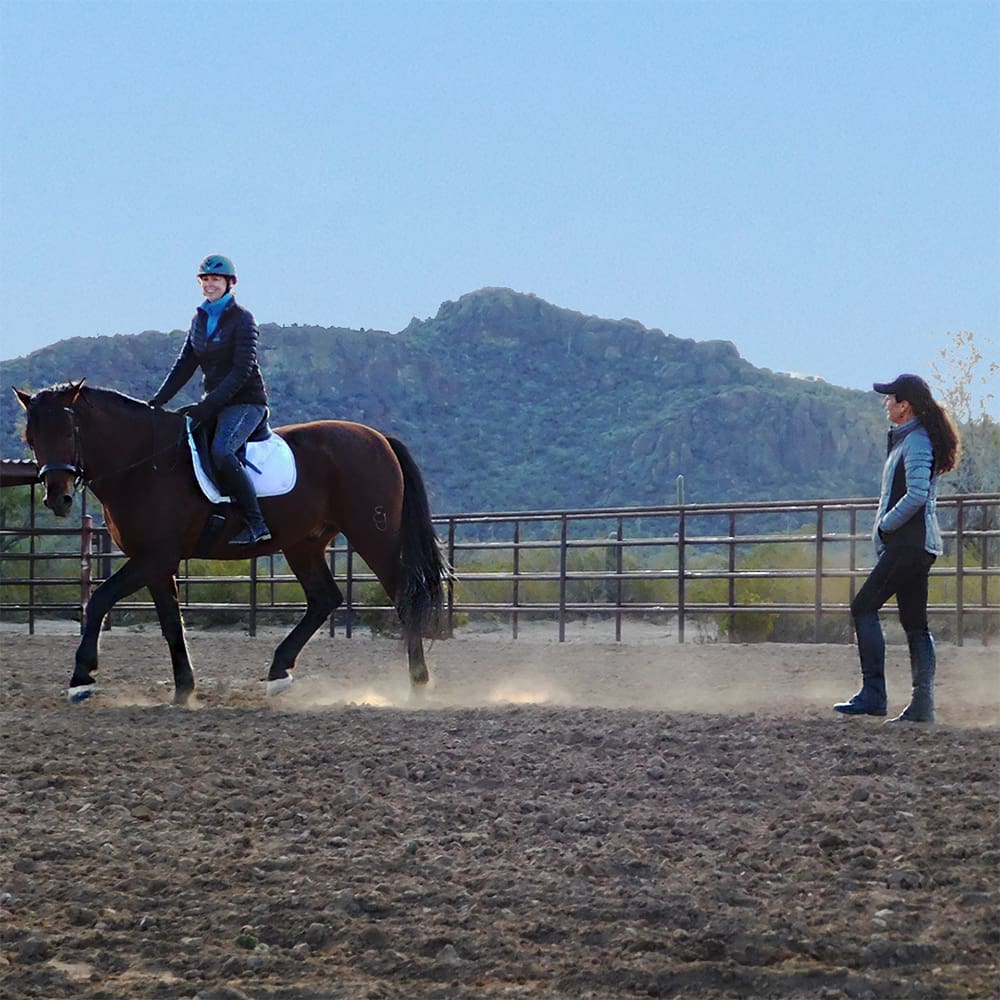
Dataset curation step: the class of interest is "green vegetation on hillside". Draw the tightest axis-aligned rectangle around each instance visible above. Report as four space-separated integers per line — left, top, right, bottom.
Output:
1 288 892 513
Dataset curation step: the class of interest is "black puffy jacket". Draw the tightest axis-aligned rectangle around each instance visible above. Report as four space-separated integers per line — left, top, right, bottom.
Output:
150 298 268 410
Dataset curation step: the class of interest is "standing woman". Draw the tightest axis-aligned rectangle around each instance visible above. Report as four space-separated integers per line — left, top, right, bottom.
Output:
834 374 961 723
148 255 272 545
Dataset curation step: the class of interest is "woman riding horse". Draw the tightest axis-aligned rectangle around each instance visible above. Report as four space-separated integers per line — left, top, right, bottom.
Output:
148 254 271 545
15 381 449 704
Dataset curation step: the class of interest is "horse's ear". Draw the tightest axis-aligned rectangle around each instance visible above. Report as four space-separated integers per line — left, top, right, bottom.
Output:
70 379 86 403
12 387 31 411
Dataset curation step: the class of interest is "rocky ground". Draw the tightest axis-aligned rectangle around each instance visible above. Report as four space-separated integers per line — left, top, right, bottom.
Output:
1 625 997 999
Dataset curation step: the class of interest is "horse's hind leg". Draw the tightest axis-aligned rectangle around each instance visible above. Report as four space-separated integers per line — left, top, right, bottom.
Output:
351 540 432 689
69 558 150 701
406 635 430 686
148 575 195 704
351 550 430 689
266 542 343 692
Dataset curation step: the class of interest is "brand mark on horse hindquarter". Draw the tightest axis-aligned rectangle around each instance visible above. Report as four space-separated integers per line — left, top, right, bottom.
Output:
373 505 388 531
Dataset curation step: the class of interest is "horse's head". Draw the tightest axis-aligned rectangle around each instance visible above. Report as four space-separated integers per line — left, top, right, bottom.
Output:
13 380 86 517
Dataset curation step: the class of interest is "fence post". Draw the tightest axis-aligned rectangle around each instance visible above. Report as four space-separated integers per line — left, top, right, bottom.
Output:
101 530 113 631
814 504 824 642
28 484 37 635
249 556 258 637
345 540 354 638
447 519 456 638
982 502 990 625
80 514 93 632
612 520 624 642
558 515 569 642
728 511 736 640
677 476 686 644
955 499 965 647
512 520 520 639
328 545 337 636
848 508 858 602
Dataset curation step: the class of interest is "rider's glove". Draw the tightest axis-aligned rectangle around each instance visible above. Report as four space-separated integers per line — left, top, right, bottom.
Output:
181 401 216 426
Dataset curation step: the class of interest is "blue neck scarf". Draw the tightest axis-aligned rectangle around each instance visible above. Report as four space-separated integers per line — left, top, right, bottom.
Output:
202 292 233 338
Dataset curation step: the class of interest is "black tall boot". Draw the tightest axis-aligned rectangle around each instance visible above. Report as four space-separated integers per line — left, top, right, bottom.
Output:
215 454 271 545
834 612 888 716
887 630 936 723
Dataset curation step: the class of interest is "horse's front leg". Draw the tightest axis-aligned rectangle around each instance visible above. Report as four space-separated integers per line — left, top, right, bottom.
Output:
148 574 195 704
266 543 342 695
69 558 151 701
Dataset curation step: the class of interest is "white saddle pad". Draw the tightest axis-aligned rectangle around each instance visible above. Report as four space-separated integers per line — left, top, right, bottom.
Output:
187 417 297 503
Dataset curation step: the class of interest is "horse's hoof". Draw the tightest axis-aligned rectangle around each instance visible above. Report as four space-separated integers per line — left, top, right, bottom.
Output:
408 680 431 703
66 684 97 704
266 675 294 697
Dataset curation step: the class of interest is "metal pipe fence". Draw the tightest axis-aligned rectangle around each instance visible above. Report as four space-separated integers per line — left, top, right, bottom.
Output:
1 485 998 645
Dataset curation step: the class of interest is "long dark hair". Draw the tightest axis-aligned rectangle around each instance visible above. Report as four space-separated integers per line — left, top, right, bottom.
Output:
911 391 961 475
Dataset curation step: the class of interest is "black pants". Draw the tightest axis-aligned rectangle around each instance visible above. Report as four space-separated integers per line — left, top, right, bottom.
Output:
850 544 935 693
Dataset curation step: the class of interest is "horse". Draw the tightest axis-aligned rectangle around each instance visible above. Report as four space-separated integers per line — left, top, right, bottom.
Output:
13 381 450 704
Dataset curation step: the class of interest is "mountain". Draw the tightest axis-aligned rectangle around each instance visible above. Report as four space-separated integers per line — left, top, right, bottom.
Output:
0 288 886 512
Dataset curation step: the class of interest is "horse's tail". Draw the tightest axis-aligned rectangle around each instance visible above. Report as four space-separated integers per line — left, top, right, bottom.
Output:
386 436 451 637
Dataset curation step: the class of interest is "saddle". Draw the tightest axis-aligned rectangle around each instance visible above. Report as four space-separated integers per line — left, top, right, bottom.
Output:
187 415 297 556
188 416 297 503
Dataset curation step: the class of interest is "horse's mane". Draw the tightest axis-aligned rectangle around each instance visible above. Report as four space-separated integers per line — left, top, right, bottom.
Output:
33 382 152 415
33 383 179 429
76 385 151 414
30 381 82 403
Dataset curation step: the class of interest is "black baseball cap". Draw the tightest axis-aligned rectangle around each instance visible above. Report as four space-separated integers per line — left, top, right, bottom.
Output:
872 373 932 405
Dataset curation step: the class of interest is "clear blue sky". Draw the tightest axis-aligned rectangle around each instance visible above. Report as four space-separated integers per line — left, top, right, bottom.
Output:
2 0 997 411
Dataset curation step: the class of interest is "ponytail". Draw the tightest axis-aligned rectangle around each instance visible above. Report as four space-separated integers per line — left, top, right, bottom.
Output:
917 399 961 475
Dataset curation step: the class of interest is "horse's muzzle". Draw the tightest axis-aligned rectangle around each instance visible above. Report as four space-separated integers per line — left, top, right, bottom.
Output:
43 490 74 517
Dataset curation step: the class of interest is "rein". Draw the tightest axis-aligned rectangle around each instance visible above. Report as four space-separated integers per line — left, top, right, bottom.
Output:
39 403 186 491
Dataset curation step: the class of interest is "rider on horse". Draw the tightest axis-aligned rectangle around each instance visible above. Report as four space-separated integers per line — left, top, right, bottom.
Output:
148 254 272 545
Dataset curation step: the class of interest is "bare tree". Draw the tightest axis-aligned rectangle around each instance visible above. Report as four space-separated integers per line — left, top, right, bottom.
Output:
929 330 999 493
929 330 999 567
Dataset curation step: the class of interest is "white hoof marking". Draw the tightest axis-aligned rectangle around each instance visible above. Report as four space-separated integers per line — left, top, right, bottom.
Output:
266 675 294 697
66 684 97 704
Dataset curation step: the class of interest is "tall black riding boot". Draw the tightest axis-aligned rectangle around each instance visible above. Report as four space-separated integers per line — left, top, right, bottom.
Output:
834 612 888 716
887 630 936 723
215 454 271 545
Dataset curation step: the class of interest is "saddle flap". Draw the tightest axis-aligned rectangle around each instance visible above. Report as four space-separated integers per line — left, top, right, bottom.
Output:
186 418 296 503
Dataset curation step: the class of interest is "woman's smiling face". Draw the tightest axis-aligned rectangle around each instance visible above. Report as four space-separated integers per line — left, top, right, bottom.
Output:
198 274 229 302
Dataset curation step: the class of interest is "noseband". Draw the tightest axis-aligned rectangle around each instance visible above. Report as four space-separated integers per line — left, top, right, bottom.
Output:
37 406 85 491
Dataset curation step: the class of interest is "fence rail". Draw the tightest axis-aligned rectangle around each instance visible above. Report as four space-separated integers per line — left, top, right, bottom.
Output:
1 484 997 645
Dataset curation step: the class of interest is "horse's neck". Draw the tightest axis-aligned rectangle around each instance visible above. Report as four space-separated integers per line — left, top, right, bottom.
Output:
78 392 156 482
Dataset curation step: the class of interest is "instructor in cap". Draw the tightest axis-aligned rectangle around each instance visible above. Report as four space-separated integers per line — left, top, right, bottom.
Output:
834 374 961 723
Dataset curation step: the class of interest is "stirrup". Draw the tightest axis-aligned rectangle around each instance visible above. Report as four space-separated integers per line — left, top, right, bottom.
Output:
230 523 272 546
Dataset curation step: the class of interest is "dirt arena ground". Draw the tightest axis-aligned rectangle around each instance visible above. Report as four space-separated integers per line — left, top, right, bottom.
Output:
1 624 997 999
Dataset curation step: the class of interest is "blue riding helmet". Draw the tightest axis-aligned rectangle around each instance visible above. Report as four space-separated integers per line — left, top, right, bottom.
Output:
198 254 237 278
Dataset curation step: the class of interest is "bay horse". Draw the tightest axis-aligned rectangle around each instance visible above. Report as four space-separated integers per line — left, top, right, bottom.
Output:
13 381 449 704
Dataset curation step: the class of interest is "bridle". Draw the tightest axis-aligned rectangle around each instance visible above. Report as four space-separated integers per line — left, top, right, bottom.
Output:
35 400 186 492
37 406 85 491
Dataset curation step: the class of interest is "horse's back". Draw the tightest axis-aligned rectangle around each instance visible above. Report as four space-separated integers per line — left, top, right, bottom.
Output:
275 419 395 465
275 417 382 437
274 419 403 510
